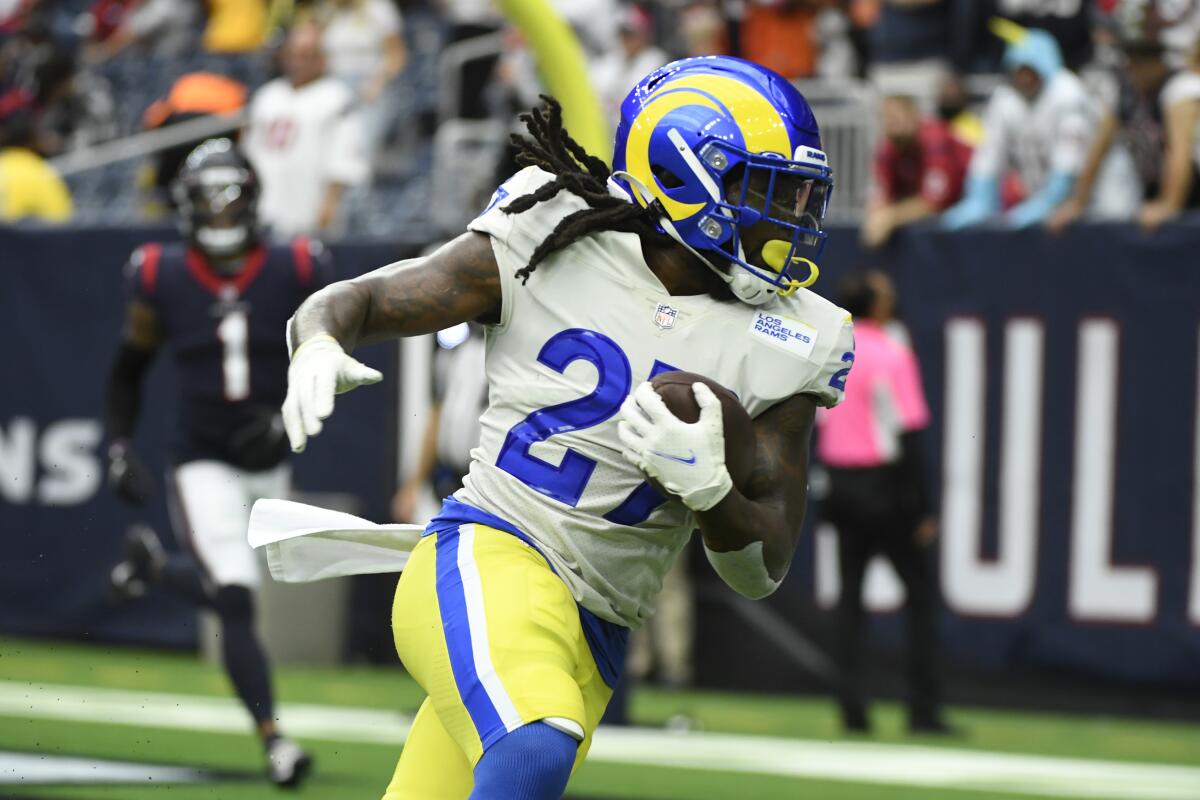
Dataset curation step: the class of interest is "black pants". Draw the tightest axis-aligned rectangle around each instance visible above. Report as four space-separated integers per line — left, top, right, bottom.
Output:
825 465 942 725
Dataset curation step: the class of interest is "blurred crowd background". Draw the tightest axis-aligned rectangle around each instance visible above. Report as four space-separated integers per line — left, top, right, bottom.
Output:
3 0 1199 244
3 0 1199 755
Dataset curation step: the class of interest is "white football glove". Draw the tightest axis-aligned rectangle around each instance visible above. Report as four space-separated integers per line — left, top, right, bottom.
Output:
617 381 733 512
282 335 383 453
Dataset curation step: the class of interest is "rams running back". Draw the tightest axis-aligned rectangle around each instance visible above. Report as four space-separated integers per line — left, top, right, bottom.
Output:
282 57 854 800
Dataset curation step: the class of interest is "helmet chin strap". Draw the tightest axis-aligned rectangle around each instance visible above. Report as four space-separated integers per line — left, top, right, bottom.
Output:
610 170 777 307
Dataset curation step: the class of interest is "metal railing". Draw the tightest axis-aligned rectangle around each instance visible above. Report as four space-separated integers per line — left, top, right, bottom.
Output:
792 79 878 224
437 31 507 123
49 111 245 177
430 118 510 235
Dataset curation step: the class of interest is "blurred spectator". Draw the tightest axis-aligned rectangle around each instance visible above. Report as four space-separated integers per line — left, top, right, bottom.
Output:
497 0 619 105
0 0 24 34
142 72 247 208
591 4 668 123
740 0 825 81
845 0 878 76
0 109 71 221
243 21 368 236
814 3 859 79
818 269 945 735
869 0 951 110
86 0 135 45
556 0 619 59
435 0 503 120
0 12 59 90
677 0 730 58
861 93 970 247
0 83 31 122
954 0 1094 73
316 0 406 100
203 0 268 53
31 51 116 156
0 17 115 156
1142 2 1200 70
935 72 982 147
943 25 1137 229
315 0 406 156
1049 38 1200 234
84 0 200 62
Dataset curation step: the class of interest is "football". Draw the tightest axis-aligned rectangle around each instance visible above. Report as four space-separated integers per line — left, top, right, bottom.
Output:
649 370 756 489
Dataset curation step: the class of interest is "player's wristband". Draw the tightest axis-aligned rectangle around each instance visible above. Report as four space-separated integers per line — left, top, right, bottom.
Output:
291 334 340 361
704 540 783 599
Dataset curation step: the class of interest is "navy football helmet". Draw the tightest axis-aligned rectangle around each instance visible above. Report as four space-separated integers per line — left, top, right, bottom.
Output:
172 138 260 266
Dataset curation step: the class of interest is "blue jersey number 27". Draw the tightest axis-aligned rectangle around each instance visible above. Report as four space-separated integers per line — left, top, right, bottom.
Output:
495 329 631 506
495 328 675 523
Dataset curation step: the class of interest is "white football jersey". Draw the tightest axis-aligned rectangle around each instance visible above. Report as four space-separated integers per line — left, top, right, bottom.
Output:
458 166 854 628
243 76 369 236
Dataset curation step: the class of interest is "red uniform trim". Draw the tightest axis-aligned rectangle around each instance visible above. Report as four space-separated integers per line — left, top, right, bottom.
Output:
140 244 162 296
185 245 267 296
291 236 313 288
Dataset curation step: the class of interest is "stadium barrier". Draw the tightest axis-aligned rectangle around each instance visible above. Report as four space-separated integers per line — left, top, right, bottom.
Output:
1 222 1198 700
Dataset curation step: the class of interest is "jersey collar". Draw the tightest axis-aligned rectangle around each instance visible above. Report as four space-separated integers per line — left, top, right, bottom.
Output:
185 245 266 296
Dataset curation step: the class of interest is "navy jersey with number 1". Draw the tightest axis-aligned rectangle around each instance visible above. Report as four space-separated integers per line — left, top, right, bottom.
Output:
125 238 334 469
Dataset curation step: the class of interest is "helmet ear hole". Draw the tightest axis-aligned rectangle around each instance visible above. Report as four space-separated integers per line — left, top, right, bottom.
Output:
644 72 670 93
652 165 685 189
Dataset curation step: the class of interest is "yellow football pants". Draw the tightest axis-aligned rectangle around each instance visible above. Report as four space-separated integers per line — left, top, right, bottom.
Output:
383 523 614 799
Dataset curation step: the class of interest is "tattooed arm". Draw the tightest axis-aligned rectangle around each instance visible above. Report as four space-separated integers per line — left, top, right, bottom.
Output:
694 393 817 579
282 232 503 451
289 231 502 352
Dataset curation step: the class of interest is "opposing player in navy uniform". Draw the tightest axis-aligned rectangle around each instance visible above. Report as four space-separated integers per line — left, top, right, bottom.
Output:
104 138 329 787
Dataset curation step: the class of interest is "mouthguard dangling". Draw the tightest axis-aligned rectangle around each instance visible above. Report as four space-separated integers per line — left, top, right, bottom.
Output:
761 240 820 293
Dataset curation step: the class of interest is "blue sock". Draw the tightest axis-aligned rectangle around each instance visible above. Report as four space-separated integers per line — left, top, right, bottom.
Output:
470 721 578 800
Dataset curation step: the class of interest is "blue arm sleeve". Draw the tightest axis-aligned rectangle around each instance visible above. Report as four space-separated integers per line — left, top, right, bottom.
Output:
941 175 1001 229
1005 171 1076 229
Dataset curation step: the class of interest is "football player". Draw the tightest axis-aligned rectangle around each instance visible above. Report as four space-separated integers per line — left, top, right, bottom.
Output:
282 57 855 799
105 138 330 788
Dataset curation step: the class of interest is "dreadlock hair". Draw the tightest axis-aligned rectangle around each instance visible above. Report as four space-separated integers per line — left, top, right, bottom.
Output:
503 95 664 284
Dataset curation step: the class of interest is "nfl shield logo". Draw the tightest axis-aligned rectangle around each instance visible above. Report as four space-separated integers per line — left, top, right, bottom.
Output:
653 303 678 330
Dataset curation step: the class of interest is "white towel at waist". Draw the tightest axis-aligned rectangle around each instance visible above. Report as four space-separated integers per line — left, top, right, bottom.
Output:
248 498 424 583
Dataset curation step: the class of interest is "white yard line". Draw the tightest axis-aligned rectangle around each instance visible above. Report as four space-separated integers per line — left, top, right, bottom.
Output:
2 680 1199 800
0 752 208 785
0 681 411 745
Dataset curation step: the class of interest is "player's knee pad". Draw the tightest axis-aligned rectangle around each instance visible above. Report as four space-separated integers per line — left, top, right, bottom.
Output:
212 584 254 621
470 721 577 800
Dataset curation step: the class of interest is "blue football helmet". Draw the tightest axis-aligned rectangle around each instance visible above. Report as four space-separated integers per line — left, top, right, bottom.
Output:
611 56 833 305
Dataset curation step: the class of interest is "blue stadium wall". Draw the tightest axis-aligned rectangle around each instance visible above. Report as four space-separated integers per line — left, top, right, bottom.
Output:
1 223 1198 703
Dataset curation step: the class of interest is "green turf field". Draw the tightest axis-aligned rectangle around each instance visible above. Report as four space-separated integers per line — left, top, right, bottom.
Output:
1 637 1197 799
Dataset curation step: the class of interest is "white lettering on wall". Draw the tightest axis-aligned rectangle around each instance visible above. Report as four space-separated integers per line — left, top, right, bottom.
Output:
1069 320 1158 623
941 319 1042 616
37 420 102 506
0 417 37 504
0 417 103 507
